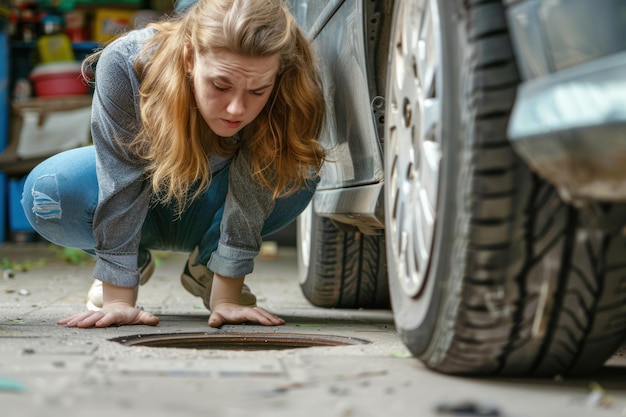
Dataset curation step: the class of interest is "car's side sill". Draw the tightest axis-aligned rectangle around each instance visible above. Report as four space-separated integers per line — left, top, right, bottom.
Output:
313 182 384 235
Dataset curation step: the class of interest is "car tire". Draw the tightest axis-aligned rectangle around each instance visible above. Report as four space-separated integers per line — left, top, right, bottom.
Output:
384 0 626 376
297 204 390 309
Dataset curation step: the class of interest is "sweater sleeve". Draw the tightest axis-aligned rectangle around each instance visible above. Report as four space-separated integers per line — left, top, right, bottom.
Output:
90 32 151 288
207 143 276 278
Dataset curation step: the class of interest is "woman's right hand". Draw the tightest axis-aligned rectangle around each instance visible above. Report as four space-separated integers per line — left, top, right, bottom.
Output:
58 281 159 328
58 301 159 328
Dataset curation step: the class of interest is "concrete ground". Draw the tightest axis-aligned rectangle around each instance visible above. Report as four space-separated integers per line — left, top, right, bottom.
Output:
0 241 624 417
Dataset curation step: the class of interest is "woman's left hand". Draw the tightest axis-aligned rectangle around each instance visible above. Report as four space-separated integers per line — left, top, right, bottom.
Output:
208 302 285 328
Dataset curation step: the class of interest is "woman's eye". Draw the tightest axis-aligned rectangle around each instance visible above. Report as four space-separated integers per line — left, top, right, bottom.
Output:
213 84 229 92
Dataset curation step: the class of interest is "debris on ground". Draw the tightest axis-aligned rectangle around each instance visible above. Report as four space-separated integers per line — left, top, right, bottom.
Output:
0 376 27 393
1 256 46 272
151 250 171 267
2 268 15 279
586 381 613 409
435 400 502 416
390 351 412 358
260 241 279 258
271 370 388 393
334 401 354 417
49 246 90 265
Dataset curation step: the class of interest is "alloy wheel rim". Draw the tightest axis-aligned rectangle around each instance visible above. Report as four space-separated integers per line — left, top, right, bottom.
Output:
386 0 442 298
297 203 312 284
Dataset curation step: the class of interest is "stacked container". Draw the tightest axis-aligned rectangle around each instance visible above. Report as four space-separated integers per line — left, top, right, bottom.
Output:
0 30 7 242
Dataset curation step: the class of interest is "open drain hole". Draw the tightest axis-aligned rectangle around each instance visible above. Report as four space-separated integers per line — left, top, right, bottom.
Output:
110 332 370 351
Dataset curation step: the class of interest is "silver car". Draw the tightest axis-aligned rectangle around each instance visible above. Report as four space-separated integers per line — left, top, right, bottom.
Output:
289 0 626 377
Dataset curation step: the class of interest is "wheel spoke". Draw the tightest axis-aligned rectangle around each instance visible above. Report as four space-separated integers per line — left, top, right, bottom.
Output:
296 203 312 284
386 0 442 299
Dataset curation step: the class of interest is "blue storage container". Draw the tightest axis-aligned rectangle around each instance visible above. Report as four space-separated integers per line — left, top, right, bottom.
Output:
0 172 5 242
9 176 33 233
1 31 8 242
0 30 7 152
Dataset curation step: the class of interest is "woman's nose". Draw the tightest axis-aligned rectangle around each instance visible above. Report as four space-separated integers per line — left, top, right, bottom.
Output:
227 95 246 116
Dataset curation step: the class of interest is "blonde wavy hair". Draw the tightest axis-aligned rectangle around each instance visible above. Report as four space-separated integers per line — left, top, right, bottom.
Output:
87 0 325 212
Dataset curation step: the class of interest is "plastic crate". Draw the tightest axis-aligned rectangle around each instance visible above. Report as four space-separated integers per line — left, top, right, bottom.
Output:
0 173 5 242
93 8 136 42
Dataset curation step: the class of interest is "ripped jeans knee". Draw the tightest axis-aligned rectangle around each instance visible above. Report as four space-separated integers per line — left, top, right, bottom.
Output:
29 174 62 220
21 173 65 245
21 147 99 249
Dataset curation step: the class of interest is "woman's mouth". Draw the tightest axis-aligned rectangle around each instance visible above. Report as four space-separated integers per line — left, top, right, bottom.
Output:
221 119 242 129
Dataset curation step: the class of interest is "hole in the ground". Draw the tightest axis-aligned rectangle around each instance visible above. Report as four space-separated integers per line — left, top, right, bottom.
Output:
110 332 370 351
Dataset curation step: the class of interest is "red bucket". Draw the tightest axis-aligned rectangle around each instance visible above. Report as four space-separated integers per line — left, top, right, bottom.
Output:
29 61 89 97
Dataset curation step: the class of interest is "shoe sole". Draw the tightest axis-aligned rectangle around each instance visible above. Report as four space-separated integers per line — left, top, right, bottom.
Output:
181 265 209 298
139 252 156 286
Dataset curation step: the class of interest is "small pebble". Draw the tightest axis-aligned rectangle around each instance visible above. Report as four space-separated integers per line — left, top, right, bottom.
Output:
2 269 16 279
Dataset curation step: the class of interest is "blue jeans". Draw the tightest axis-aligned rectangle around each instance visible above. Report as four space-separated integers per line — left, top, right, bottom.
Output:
21 146 314 266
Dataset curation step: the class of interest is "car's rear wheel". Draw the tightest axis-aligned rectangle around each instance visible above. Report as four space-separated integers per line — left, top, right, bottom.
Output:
384 0 626 376
297 204 390 309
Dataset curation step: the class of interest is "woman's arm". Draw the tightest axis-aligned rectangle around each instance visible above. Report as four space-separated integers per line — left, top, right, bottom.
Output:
207 143 276 278
203 144 286 327
90 30 154 288
57 30 160 329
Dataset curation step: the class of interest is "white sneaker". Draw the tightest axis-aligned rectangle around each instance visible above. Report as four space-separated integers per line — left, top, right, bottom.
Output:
86 279 103 311
85 251 155 311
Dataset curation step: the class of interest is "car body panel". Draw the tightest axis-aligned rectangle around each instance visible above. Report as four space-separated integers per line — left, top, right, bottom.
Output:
507 51 626 202
291 0 384 192
505 0 626 203
288 0 386 231
290 0 626 222
505 0 626 80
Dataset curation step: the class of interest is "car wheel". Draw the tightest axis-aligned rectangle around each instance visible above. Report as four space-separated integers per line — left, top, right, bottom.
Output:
297 204 390 309
384 0 626 376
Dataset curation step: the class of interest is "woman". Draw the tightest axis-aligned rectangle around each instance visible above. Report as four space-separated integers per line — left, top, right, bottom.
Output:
21 0 326 328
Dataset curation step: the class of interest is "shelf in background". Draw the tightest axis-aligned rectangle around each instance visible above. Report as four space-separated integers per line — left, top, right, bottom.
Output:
10 40 100 51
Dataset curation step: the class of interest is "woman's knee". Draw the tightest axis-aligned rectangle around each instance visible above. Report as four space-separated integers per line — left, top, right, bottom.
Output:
21 147 98 246
22 171 62 227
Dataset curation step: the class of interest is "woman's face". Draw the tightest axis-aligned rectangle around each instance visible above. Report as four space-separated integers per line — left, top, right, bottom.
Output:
186 47 280 137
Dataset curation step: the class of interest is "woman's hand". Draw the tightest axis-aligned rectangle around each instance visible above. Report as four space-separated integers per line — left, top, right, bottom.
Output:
58 301 159 328
208 273 285 328
208 302 285 328
58 281 159 328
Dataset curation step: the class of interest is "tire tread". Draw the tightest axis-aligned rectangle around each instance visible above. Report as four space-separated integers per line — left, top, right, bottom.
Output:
414 0 626 376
